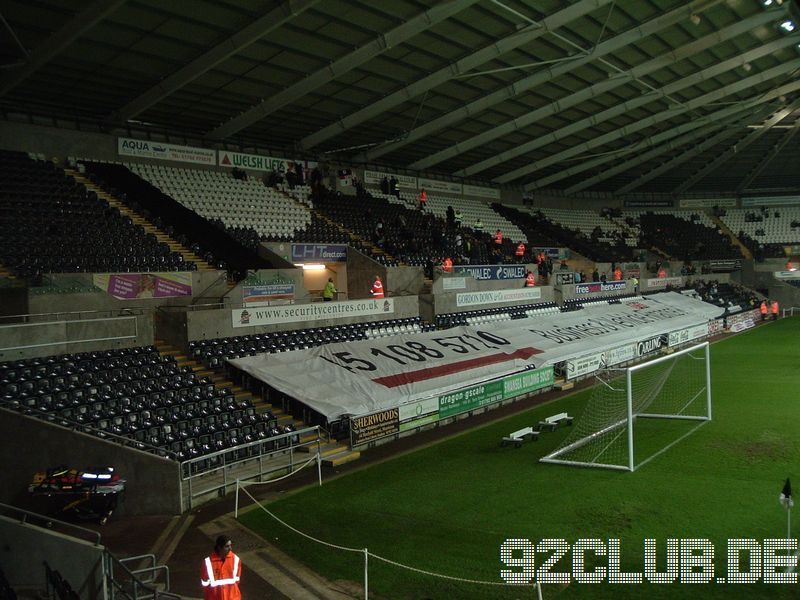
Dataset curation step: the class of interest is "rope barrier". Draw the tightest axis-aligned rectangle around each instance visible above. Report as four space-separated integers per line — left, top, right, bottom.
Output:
240 486 533 588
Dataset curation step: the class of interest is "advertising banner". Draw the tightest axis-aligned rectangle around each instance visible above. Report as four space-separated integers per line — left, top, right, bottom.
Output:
94 272 192 300
463 184 500 200
623 199 673 207
453 264 527 281
679 198 736 208
118 137 215 165
741 196 800 207
774 270 800 280
646 277 684 290
600 343 637 368
351 408 399 445
439 381 503 419
242 284 295 305
398 397 440 432
291 244 347 262
218 150 317 173
456 287 542 307
575 281 627 294
232 298 394 328
567 353 603 379
501 367 554 398
709 260 742 272
442 277 467 290
418 177 462 195
363 170 418 189
668 323 708 347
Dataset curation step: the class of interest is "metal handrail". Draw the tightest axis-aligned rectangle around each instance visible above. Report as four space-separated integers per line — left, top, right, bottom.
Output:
0 502 102 546
0 404 179 460
105 551 181 600
0 307 149 323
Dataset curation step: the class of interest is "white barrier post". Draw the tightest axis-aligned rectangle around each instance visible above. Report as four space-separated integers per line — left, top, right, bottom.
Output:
364 548 369 599
234 479 240 519
316 452 322 487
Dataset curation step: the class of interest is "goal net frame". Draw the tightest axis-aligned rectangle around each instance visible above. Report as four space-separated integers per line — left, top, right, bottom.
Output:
540 341 711 472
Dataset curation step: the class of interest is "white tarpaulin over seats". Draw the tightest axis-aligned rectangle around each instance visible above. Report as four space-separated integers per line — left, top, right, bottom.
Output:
228 293 723 420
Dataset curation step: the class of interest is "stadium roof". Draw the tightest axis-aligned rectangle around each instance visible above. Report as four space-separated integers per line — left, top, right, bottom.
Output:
1 0 800 196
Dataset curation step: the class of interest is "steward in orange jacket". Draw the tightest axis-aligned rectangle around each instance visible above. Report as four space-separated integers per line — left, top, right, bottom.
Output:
760 300 768 320
442 257 453 273
371 276 384 298
525 271 535 287
771 299 779 320
201 536 241 600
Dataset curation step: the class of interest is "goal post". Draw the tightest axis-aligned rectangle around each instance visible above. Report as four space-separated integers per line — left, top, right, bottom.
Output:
540 341 711 472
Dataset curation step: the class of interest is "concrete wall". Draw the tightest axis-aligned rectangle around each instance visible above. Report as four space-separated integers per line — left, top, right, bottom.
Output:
0 408 181 515
0 516 105 599
347 250 386 300
387 265 424 296
0 121 119 163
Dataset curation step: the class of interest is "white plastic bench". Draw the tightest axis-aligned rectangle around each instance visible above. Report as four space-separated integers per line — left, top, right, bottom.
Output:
538 412 574 432
501 426 539 448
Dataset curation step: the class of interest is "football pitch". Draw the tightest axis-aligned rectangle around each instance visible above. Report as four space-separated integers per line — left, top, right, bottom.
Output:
240 317 800 599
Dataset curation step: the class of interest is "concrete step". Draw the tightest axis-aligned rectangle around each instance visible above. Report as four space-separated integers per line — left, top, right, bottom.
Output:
296 441 346 457
322 449 361 467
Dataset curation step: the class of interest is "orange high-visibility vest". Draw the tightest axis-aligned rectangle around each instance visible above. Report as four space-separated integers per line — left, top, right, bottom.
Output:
760 301 768 315
613 268 623 281
371 279 384 298
657 268 666 279
443 257 453 273
526 273 535 287
771 300 779 315
201 552 241 600
515 243 525 257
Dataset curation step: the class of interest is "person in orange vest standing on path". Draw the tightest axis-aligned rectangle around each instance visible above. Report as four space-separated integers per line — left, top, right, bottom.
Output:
201 536 241 600
525 270 535 287
371 275 384 298
771 299 779 320
760 299 768 321
442 256 453 273
613 266 623 281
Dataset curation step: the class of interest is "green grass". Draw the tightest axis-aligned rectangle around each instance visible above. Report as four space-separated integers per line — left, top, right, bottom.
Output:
240 318 800 599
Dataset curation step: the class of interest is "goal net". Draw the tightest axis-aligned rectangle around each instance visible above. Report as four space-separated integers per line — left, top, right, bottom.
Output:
540 341 711 472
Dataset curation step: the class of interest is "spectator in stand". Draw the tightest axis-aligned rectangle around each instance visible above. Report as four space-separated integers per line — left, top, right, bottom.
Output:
454 209 463 227
381 176 390 195
592 268 600 282
323 278 336 301
442 256 453 273
390 176 400 199
537 260 547 282
537 251 546 265
760 299 768 321
493 229 503 246
286 164 297 189
771 299 779 320
632 276 639 294
658 265 667 279
580 271 587 285
446 205 455 228
371 275 384 298
418 187 427 210
574 271 581 283
525 270 535 287
474 218 484 233
515 241 526 263
613 266 623 281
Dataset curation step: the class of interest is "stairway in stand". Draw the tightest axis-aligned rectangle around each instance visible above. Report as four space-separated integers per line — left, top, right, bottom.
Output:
65 169 216 271
154 340 361 468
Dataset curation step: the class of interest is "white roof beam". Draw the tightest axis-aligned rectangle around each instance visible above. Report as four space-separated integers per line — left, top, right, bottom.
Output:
498 58 800 189
297 0 613 151
355 0 723 162
205 0 481 140
0 0 127 98
522 80 800 191
736 122 800 193
108 0 321 124
441 9 788 176
673 101 800 194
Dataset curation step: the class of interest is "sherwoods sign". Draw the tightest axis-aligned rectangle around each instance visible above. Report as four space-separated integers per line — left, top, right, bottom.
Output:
351 408 399 445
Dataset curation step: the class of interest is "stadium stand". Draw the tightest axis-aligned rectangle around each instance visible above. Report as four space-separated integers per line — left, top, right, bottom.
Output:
719 207 800 259
79 161 274 279
635 210 741 261
0 151 195 280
